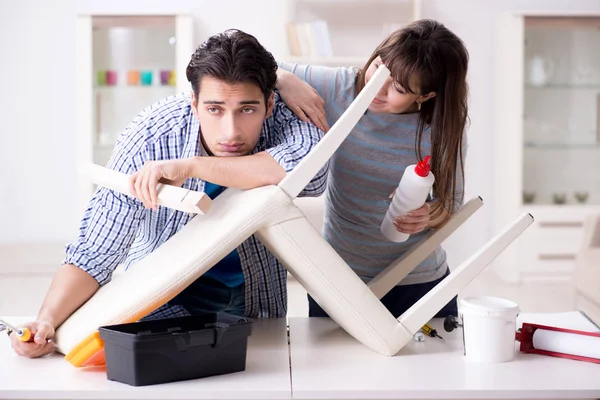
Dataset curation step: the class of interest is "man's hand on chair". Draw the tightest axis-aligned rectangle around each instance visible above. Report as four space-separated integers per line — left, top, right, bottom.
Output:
130 159 192 210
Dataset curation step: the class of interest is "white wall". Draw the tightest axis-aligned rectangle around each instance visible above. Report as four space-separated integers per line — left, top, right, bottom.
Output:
2 0 599 276
0 0 77 243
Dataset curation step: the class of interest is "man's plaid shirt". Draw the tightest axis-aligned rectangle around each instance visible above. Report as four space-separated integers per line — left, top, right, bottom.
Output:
63 91 327 319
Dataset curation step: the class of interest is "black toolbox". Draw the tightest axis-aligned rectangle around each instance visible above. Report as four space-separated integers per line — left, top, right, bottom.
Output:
98 313 253 386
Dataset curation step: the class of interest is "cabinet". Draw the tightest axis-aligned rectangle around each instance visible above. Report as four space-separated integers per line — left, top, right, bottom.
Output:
280 0 421 67
75 14 193 214
91 17 183 167
493 13 600 283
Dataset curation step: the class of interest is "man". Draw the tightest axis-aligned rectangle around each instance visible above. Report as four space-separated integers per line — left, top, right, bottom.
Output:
11 29 326 358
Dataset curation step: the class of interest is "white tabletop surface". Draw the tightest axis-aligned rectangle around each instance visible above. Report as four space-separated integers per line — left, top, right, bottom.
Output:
288 317 600 399
0 316 292 400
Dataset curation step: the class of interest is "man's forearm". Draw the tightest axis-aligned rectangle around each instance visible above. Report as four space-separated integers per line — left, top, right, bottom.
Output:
187 151 286 189
37 264 100 329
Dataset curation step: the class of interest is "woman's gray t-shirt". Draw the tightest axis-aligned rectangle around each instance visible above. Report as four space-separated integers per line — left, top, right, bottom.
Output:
279 62 466 286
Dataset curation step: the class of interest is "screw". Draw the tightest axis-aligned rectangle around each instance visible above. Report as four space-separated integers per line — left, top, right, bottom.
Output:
413 332 425 342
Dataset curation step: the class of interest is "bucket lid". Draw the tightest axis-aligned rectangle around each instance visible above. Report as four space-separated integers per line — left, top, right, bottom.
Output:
459 296 520 318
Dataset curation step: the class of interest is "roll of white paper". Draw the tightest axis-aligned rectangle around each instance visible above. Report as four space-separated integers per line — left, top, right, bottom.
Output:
532 329 600 359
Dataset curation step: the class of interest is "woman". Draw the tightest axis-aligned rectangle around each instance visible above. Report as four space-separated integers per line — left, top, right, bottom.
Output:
276 19 469 318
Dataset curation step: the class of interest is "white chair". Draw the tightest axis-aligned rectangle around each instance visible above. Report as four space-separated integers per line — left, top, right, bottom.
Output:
54 66 533 367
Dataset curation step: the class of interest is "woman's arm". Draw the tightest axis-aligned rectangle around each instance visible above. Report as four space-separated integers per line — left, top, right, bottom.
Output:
276 62 345 133
276 67 329 132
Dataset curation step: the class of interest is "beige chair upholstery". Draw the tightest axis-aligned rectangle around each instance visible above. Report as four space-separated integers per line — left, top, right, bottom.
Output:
294 196 325 233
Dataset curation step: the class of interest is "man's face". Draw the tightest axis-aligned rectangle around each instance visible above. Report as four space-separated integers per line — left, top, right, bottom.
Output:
191 76 274 157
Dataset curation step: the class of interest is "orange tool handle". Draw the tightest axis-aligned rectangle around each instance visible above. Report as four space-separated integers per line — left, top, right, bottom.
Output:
14 327 33 342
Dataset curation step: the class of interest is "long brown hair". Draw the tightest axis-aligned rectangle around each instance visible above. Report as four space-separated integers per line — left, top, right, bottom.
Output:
356 19 469 221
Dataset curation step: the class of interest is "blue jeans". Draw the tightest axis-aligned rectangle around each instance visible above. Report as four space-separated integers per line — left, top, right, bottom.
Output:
308 267 458 318
169 274 246 317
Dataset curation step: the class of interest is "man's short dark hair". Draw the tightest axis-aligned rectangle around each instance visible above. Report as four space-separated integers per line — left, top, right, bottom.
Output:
186 29 278 105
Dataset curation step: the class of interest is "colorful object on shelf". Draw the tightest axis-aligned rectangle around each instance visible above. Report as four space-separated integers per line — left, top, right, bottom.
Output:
127 70 140 85
168 70 176 86
160 70 171 86
106 70 118 86
141 70 153 86
97 70 106 86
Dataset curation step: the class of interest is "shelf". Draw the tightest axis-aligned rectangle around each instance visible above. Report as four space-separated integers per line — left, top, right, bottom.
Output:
92 16 175 29
94 86 177 90
525 16 600 30
282 56 366 66
524 142 600 149
521 204 600 213
519 205 600 219
294 0 412 5
525 83 600 89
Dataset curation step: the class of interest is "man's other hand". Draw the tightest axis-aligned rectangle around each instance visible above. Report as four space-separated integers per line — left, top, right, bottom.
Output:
11 320 55 358
129 159 192 210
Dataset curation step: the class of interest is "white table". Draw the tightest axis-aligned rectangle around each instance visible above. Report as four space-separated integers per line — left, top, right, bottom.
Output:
4 316 600 399
0 316 292 400
288 317 600 400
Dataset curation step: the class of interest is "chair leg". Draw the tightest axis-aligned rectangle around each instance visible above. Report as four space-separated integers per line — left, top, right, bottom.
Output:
256 214 413 356
368 197 484 299
397 212 534 334
277 66 390 199
86 163 212 214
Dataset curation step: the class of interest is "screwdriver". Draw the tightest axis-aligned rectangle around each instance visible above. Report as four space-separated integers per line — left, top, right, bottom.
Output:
0 319 33 342
421 323 445 341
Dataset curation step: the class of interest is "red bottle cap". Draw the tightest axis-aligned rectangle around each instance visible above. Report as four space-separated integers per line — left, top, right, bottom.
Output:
414 155 431 177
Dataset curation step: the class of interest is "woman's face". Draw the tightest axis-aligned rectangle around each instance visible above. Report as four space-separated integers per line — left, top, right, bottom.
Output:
364 56 434 114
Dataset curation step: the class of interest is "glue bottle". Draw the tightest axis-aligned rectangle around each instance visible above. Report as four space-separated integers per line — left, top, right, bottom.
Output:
380 155 435 243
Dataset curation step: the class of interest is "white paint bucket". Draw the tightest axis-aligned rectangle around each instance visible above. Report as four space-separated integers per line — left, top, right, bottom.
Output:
459 296 520 363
